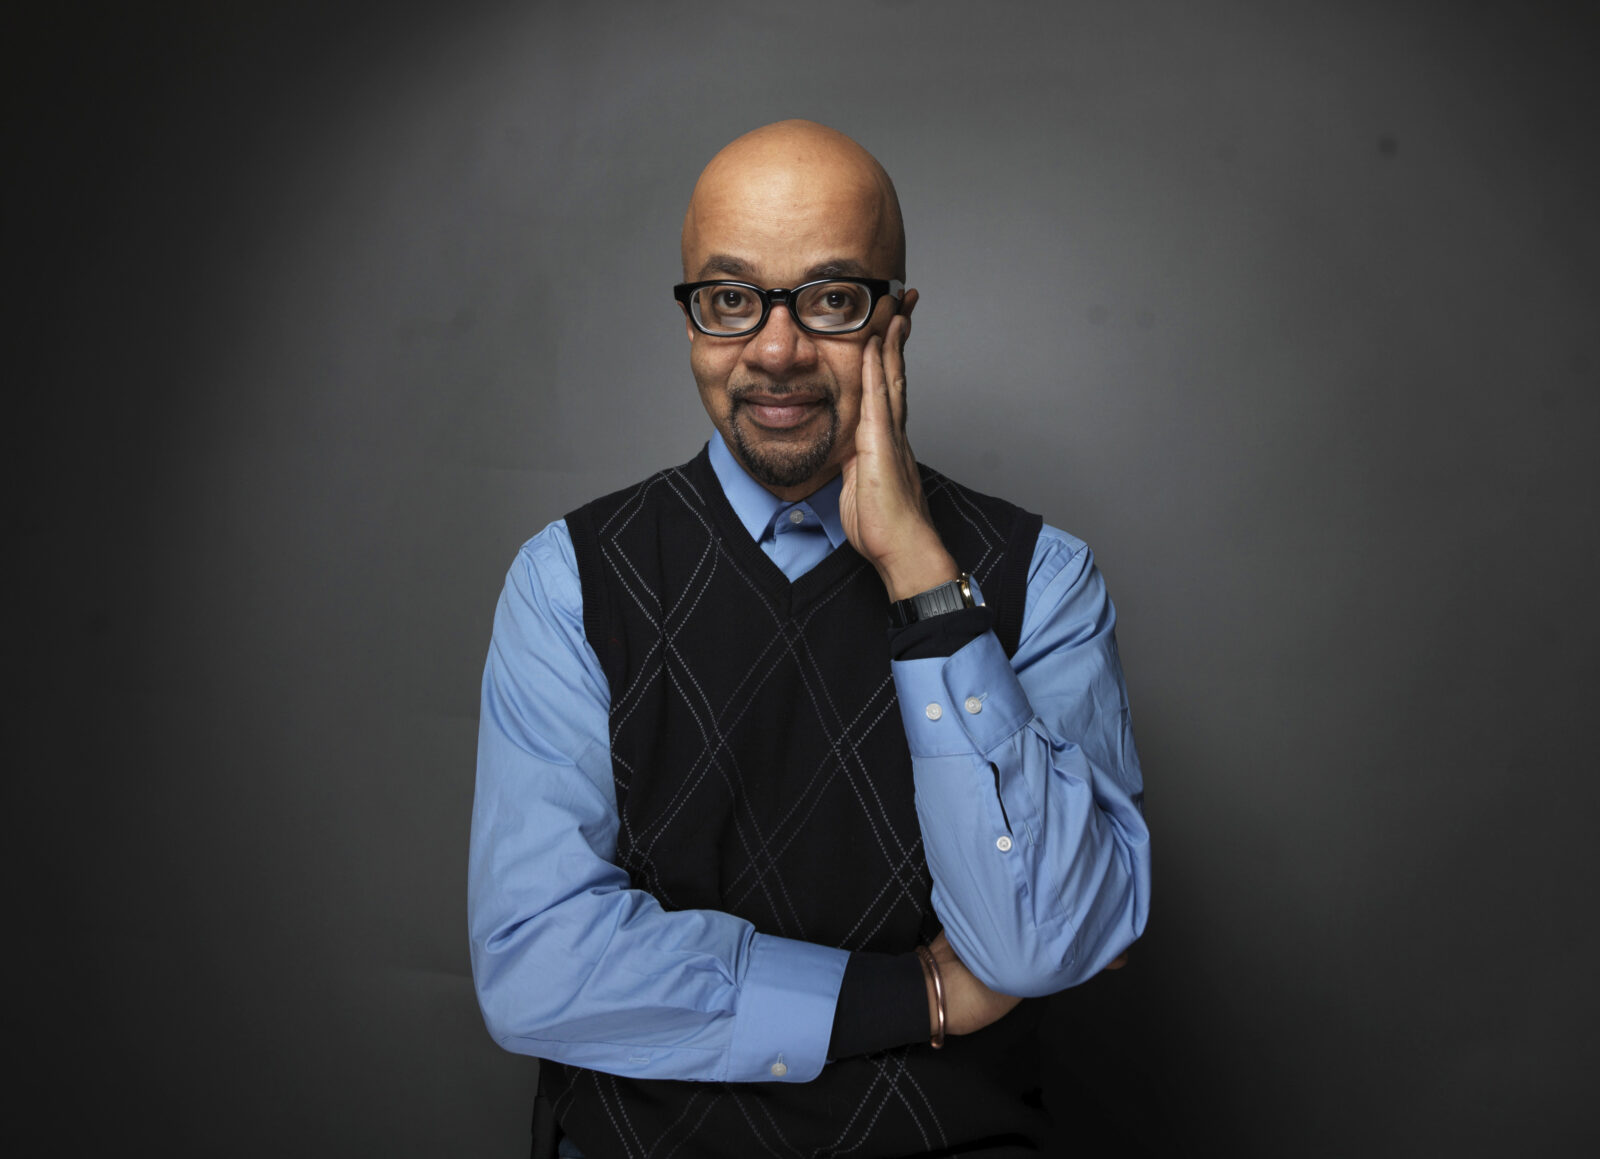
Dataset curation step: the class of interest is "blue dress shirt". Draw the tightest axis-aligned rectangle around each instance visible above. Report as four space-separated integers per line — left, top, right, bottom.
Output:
469 432 1150 1085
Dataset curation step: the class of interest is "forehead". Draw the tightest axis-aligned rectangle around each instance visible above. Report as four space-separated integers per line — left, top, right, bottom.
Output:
683 165 896 283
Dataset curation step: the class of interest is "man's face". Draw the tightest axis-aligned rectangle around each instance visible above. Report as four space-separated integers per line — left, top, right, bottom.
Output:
681 164 907 499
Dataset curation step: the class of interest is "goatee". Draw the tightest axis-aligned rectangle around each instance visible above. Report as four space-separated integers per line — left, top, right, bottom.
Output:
727 388 839 490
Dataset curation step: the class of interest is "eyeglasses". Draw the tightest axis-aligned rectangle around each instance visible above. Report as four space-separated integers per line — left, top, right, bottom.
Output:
674 278 904 337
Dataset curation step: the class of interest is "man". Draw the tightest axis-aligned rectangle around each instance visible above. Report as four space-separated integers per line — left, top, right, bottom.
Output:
470 120 1150 1158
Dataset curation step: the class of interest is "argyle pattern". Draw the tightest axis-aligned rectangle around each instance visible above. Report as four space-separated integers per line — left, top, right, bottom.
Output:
551 445 1045 1159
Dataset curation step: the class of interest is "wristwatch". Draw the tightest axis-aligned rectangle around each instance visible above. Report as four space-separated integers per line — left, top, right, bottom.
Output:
889 572 976 629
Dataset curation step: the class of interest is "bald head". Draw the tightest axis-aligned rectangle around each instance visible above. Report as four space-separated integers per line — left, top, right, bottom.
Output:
677 121 919 499
681 120 906 282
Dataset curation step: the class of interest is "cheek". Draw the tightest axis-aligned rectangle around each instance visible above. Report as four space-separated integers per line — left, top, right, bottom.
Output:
688 342 731 400
826 349 865 420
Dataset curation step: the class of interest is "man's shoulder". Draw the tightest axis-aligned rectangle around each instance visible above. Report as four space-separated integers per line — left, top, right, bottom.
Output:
915 465 1093 588
917 464 1087 548
916 462 1043 524
1033 521 1089 561
917 462 1044 555
512 448 719 599
916 461 1015 504
508 452 695 578
508 519 580 591
564 447 715 526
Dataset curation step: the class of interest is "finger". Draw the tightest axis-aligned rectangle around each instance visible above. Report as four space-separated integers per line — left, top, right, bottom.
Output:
858 333 890 446
883 315 908 432
897 286 919 345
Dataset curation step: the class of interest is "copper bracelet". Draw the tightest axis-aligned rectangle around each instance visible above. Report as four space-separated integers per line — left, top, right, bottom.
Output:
915 944 946 1049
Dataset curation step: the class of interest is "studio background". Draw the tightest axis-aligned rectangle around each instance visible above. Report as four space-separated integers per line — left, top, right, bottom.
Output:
11 2 1597 1155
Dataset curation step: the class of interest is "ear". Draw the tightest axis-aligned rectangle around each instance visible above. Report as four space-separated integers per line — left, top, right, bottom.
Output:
678 302 696 343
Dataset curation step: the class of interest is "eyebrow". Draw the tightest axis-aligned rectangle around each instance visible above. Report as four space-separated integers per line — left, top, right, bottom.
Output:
697 253 755 280
694 255 878 283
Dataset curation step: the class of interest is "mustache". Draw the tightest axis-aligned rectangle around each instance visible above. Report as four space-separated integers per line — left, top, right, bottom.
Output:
728 381 838 405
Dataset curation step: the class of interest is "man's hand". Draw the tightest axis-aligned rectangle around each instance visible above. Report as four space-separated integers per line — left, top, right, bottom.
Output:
924 934 1129 1039
927 931 1023 1036
839 296 962 601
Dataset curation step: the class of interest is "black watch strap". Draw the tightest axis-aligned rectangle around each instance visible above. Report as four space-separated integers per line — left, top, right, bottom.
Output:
889 573 975 629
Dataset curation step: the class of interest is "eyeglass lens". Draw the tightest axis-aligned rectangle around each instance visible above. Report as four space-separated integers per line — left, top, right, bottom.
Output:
690 282 877 335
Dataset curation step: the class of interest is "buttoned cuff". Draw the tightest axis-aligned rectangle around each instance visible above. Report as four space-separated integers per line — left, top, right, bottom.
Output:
727 933 849 1082
891 630 1033 757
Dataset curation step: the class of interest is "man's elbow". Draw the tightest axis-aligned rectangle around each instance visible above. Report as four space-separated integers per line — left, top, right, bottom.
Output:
954 868 1149 996
479 1001 533 1056
469 922 565 1054
979 921 1144 996
473 962 575 1057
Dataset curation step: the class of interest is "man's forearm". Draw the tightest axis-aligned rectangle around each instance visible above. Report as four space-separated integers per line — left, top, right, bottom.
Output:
472 530 852 1083
890 537 1151 996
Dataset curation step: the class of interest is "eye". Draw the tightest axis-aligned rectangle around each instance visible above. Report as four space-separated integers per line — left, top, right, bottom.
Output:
796 282 869 330
708 287 758 316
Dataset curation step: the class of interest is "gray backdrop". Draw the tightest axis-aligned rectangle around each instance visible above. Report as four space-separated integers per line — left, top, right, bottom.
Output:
12 1 1598 1154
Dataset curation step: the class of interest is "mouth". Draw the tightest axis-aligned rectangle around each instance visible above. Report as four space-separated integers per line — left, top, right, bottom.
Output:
734 391 828 431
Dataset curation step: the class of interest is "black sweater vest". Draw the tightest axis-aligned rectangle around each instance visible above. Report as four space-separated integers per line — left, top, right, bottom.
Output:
553 446 1046 1158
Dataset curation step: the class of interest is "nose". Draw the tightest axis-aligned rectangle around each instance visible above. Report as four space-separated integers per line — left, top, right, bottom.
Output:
742 304 817 377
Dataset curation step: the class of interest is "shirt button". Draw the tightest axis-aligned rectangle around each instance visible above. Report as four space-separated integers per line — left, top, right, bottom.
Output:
770 1061 788 1077
964 696 983 715
788 509 805 525
925 703 943 721
996 835 1013 852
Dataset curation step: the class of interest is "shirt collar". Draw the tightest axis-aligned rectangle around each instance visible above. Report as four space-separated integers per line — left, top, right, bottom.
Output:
707 431 848 550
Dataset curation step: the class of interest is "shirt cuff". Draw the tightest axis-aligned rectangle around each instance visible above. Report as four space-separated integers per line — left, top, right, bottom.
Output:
892 630 1033 758
827 951 930 1059
726 934 849 1082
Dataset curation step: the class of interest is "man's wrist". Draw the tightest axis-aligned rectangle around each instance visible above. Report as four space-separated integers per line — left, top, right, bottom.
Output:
827 951 934 1060
888 604 993 660
880 542 960 602
917 946 946 1046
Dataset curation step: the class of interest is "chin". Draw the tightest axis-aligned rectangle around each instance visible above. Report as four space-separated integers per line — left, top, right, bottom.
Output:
730 424 836 492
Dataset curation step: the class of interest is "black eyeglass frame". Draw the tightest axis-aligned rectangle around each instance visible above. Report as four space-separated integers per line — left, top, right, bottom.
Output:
673 277 905 337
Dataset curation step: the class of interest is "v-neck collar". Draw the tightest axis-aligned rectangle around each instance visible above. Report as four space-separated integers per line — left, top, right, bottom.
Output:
690 441 868 607
707 431 848 552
